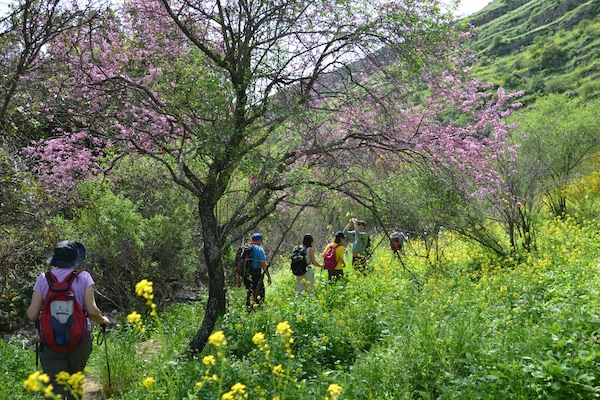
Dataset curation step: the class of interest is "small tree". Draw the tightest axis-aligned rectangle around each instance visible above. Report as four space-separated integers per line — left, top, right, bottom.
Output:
513 94 600 217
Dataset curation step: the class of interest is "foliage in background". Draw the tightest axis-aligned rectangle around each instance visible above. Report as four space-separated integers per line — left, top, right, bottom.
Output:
49 166 198 310
508 94 600 217
564 154 600 220
0 146 59 331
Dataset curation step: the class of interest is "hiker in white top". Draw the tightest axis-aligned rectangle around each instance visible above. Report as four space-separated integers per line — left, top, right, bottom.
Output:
295 234 323 298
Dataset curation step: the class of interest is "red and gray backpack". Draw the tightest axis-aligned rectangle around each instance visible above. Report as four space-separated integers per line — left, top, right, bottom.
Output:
38 270 88 352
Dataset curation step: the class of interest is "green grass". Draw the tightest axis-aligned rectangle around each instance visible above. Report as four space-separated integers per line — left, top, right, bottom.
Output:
7 213 600 399
467 0 600 103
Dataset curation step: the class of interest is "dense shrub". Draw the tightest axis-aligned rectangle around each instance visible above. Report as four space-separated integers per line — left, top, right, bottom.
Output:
51 179 198 310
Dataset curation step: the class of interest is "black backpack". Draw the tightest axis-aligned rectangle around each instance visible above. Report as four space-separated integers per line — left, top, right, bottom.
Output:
235 244 254 277
290 245 308 276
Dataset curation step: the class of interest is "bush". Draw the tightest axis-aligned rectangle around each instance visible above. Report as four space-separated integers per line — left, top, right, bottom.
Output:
51 179 198 310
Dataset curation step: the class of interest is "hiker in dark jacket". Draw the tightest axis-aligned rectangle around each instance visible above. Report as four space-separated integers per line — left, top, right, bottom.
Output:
294 234 323 298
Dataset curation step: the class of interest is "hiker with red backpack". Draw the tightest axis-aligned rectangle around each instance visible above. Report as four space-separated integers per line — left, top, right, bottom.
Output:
322 231 346 281
26 240 109 399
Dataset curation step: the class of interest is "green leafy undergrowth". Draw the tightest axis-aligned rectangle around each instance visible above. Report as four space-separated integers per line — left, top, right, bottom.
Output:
7 214 600 399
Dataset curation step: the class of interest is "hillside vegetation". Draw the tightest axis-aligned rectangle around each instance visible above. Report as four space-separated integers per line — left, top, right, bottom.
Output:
467 0 600 103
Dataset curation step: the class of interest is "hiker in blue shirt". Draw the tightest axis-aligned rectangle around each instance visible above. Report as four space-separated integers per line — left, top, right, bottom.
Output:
343 218 370 275
244 233 272 312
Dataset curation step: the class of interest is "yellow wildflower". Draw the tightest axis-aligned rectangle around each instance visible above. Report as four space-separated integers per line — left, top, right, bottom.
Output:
209 330 227 347
127 311 141 324
68 371 85 396
252 332 265 346
203 355 216 367
55 371 71 385
328 383 342 396
43 384 55 398
221 381 248 400
142 377 156 392
272 364 284 378
135 279 155 306
275 321 292 336
126 311 145 331
231 382 246 393
135 279 153 297
23 371 50 392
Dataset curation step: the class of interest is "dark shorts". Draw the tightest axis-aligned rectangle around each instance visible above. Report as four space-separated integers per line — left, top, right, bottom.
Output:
352 254 369 274
328 269 344 281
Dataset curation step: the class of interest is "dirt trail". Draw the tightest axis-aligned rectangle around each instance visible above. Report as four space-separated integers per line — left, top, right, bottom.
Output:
84 374 104 399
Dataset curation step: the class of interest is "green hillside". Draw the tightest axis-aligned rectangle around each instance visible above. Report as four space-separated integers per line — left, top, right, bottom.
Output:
465 0 600 103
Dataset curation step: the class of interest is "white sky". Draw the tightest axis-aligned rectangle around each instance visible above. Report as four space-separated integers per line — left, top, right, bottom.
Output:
1 0 495 19
455 0 494 17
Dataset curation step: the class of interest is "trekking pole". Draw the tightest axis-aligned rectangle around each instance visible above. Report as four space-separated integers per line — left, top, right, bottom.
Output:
34 320 39 370
100 324 112 389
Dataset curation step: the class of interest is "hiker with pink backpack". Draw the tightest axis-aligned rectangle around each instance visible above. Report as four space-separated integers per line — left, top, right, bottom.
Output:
322 231 346 282
26 240 109 399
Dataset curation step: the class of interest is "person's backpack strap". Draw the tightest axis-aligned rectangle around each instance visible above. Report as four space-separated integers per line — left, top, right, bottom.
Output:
45 270 80 290
45 271 57 287
66 270 80 284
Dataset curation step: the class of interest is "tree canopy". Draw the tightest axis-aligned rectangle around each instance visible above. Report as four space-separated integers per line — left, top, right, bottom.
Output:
9 0 526 353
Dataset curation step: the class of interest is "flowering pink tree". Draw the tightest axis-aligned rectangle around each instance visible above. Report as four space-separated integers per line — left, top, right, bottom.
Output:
0 0 104 130
24 0 523 353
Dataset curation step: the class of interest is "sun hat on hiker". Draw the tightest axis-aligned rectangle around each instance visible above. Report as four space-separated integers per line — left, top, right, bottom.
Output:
47 240 86 268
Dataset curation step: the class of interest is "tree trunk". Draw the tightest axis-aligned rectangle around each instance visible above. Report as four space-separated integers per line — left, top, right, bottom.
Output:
188 199 227 354
188 259 225 354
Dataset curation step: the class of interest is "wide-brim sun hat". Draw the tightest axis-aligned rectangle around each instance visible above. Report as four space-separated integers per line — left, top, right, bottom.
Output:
47 240 86 267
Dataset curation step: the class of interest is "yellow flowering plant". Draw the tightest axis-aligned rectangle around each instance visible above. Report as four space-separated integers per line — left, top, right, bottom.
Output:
326 383 343 400
127 279 161 336
23 370 84 400
221 382 248 400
